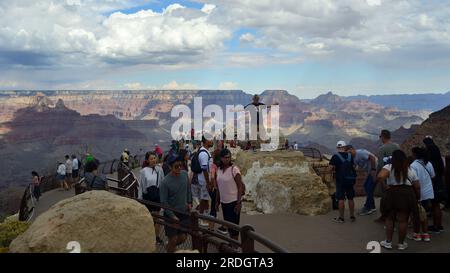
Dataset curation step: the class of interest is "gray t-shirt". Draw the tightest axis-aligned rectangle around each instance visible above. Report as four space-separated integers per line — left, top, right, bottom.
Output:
354 149 377 172
377 142 400 172
84 172 108 190
160 170 192 218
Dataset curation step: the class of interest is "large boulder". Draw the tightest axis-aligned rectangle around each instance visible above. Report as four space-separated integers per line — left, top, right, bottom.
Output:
235 150 332 215
255 172 331 215
9 191 156 253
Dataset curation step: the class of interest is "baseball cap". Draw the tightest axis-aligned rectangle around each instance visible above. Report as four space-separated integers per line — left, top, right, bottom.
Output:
336 140 346 148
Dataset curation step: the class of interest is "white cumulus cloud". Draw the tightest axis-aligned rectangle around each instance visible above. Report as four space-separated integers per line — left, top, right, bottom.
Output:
218 81 238 89
162 81 197 90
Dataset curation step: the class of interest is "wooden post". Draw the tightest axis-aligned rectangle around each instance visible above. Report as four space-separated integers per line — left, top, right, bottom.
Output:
240 225 255 253
190 211 202 252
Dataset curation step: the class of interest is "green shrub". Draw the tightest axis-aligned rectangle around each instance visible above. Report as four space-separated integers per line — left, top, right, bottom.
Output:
0 220 30 249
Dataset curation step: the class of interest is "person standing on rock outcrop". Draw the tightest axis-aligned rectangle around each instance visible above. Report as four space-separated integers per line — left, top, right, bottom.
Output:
346 145 378 216
330 140 357 223
159 155 192 253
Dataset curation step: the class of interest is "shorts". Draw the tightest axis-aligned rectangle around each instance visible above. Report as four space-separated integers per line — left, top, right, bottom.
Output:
57 174 66 181
335 182 355 201
221 201 241 237
164 213 190 238
381 185 418 217
72 170 79 178
420 199 433 210
191 184 210 201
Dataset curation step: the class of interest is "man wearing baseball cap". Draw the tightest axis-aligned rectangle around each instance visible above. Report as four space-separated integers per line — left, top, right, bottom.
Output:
329 140 357 223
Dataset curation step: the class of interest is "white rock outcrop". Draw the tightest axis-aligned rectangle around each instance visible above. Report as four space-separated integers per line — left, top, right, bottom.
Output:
235 151 331 215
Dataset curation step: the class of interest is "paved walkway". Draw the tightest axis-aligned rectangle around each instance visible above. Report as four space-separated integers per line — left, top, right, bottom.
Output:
33 181 450 253
240 197 450 253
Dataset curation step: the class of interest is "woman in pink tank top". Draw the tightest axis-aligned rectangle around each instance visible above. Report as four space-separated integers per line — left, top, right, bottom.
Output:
216 149 246 240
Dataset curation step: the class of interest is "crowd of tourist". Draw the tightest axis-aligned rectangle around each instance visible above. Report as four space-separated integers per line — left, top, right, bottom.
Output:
329 129 449 251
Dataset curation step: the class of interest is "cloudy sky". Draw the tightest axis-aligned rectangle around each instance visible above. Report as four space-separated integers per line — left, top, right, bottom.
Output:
0 0 449 98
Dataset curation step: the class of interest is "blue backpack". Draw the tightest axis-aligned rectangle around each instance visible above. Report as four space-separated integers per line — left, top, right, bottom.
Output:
335 153 357 185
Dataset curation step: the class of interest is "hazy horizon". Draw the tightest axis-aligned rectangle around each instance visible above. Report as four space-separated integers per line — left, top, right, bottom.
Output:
1 89 449 100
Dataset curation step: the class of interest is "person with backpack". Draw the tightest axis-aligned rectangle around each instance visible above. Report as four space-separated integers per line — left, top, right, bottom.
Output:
138 151 165 244
346 145 378 216
84 160 109 191
377 150 420 251
409 147 435 242
31 171 42 201
215 149 245 240
329 140 357 223
191 135 213 227
423 136 446 233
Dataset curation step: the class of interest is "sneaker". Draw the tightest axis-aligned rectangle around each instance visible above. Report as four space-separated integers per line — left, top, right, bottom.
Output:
380 240 392 249
359 207 370 216
333 217 345 223
428 225 441 234
438 226 444 232
350 216 356 222
217 226 229 235
360 207 376 215
407 233 422 241
398 242 408 251
422 233 431 242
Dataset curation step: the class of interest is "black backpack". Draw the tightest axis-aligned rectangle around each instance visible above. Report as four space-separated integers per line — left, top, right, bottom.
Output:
191 149 210 174
335 153 357 185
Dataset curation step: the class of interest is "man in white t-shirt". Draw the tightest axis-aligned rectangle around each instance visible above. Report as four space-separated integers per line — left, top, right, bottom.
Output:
72 155 79 181
192 136 213 226
65 155 73 189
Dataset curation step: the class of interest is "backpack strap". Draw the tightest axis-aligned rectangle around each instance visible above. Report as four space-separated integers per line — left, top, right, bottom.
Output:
336 153 345 163
417 161 433 180
156 167 159 187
